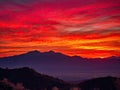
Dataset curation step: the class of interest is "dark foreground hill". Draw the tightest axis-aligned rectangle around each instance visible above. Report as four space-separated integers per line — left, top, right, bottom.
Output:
0 67 120 90
78 76 120 90
0 67 70 90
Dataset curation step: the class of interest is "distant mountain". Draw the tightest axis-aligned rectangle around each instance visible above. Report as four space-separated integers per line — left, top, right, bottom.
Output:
0 67 70 90
0 50 120 80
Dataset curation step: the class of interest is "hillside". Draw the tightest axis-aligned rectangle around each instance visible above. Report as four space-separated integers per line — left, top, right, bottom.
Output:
78 76 120 90
0 67 70 90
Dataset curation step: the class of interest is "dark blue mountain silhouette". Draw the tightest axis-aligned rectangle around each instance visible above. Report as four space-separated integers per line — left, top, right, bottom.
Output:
0 50 120 81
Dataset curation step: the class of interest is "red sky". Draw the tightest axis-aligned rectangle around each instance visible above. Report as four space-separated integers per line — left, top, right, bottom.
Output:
0 0 120 58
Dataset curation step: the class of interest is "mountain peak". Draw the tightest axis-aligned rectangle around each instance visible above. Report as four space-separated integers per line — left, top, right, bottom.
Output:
26 50 57 55
47 50 56 53
27 50 41 54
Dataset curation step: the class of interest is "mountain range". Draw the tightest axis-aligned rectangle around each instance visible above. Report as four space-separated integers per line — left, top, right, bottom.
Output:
0 50 120 81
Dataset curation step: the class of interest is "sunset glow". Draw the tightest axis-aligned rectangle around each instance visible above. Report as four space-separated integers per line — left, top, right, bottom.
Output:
0 0 120 58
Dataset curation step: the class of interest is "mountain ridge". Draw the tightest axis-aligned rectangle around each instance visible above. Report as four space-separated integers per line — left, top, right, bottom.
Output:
0 50 119 60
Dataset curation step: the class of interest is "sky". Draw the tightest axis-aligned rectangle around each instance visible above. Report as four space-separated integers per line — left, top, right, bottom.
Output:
0 0 120 58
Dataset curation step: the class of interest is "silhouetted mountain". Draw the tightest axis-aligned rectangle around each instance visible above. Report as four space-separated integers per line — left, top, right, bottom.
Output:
0 67 70 90
78 76 120 90
0 50 120 80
